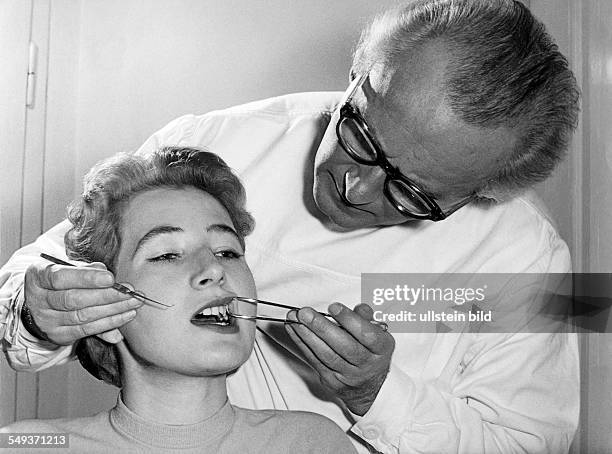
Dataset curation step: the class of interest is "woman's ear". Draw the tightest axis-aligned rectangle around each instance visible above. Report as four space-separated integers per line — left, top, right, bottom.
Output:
96 329 123 344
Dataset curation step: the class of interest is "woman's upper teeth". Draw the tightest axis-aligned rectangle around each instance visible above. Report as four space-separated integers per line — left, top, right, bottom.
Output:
200 304 229 316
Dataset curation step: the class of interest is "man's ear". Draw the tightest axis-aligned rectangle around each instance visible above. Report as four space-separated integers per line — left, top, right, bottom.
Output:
96 329 123 344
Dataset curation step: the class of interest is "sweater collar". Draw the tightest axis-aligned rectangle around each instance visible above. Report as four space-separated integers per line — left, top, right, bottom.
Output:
110 394 235 449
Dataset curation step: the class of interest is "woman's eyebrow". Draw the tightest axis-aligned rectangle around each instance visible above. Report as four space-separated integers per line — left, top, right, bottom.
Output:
206 223 241 243
132 225 183 258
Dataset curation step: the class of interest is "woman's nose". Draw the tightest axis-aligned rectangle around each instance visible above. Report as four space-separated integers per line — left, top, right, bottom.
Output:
344 165 386 204
190 253 225 288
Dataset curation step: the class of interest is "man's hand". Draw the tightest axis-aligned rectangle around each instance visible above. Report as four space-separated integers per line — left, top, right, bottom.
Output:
285 302 395 416
22 261 143 346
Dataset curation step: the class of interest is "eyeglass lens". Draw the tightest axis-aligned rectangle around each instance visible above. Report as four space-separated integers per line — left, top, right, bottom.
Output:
338 118 378 161
386 180 431 215
339 117 431 215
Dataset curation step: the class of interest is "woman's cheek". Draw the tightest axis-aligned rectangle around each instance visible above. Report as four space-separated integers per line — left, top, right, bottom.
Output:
121 309 158 341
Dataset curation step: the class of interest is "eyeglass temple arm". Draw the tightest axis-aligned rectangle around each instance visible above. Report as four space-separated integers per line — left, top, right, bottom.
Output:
442 193 477 218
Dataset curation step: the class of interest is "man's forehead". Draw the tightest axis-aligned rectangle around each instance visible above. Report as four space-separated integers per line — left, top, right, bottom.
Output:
361 48 517 196
361 48 454 161
376 42 450 124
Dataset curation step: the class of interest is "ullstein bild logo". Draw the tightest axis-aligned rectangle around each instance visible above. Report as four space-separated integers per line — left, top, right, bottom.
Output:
361 273 612 334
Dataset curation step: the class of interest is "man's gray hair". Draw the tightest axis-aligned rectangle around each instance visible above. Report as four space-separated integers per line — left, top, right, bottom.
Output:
353 0 580 200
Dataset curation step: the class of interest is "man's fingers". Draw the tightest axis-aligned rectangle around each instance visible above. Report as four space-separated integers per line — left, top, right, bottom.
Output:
326 303 393 355
22 261 141 346
82 261 108 271
287 310 337 372
64 298 143 326
285 322 328 371
47 286 135 311
56 310 138 343
285 323 346 389
291 321 354 371
295 308 371 367
286 307 394 415
354 303 374 320
32 262 114 291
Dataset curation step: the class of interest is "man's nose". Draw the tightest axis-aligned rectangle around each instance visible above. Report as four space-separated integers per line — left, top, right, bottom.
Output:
190 252 225 288
344 165 386 204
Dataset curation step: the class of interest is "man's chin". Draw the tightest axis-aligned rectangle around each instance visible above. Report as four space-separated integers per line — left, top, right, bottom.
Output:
316 205 375 232
317 203 418 231
321 215 359 232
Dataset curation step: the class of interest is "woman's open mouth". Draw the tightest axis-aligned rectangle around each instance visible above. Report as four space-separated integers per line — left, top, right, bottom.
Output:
191 297 234 327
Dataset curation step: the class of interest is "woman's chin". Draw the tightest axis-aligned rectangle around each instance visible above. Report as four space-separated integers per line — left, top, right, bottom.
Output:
122 345 251 380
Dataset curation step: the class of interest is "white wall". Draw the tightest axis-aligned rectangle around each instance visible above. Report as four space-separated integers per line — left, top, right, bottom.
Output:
531 1 612 453
530 0 580 265
0 0 32 428
47 0 399 227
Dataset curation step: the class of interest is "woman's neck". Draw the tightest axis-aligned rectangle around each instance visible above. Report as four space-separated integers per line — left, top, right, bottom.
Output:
120 354 228 425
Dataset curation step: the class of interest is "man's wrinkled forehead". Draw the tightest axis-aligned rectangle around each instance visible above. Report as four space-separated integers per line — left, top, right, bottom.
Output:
357 45 517 196
354 46 452 161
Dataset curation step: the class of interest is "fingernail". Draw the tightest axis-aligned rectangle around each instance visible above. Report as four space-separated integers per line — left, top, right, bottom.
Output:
328 303 343 316
88 262 107 270
286 310 298 322
125 310 137 321
128 298 144 307
298 308 315 324
95 272 114 286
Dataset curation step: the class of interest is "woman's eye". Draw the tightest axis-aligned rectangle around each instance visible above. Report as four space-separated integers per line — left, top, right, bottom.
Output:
214 249 243 260
148 252 180 262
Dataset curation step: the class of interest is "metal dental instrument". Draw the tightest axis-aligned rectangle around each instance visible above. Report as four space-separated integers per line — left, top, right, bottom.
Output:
40 253 173 309
227 297 301 323
232 296 388 330
228 312 301 324
234 297 332 316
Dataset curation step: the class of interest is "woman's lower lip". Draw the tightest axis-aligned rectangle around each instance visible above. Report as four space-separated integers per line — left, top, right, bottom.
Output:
190 318 239 333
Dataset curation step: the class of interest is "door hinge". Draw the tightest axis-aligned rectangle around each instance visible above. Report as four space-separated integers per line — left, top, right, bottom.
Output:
26 42 37 108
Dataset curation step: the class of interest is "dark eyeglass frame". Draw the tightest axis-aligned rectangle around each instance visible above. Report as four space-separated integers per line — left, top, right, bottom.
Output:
335 71 474 221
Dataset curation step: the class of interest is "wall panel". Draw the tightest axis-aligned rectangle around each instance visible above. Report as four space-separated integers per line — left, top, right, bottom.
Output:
0 0 33 427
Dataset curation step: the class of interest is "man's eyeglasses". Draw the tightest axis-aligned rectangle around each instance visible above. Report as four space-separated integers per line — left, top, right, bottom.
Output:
335 71 474 221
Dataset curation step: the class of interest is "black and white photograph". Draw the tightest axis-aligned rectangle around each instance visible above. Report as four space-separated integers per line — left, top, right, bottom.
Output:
0 1 610 453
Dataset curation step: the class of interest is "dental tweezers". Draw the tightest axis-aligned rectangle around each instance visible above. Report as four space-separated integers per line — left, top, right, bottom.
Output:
40 253 173 309
233 297 388 330
230 296 329 324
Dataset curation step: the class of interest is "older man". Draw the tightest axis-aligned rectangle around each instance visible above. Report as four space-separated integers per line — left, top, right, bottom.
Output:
1 1 579 453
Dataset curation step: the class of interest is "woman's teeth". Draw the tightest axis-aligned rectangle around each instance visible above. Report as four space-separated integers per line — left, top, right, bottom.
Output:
191 304 231 325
